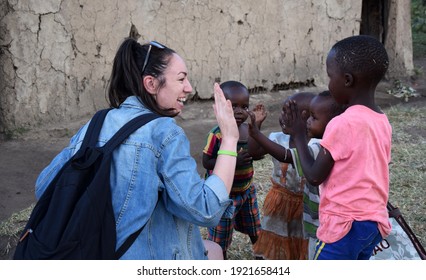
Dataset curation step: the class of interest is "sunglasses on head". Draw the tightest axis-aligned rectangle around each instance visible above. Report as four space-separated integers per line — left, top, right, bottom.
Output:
142 41 166 74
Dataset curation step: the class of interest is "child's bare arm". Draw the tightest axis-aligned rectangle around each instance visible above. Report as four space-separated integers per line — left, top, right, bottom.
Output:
247 111 292 163
246 109 266 160
285 100 334 185
202 153 217 171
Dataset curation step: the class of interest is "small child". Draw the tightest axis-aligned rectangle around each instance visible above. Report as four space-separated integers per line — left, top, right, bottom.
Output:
249 91 345 259
202 80 266 260
285 35 392 260
297 91 347 259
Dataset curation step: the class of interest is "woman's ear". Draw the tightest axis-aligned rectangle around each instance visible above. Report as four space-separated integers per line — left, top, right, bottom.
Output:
143 75 158 95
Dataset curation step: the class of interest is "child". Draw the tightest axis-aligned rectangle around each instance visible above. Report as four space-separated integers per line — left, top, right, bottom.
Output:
248 91 345 259
298 91 347 259
285 35 392 260
202 80 266 259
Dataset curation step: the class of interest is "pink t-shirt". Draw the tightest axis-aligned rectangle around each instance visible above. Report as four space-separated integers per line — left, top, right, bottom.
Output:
318 105 392 243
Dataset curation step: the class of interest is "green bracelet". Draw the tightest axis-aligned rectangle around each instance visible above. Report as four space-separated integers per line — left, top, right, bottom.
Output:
217 150 238 157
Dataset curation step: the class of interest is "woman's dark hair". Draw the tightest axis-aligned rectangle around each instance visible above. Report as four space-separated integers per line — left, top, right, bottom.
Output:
107 37 177 116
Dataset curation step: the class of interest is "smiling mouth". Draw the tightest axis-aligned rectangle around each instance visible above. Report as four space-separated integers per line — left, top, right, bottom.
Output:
177 97 186 104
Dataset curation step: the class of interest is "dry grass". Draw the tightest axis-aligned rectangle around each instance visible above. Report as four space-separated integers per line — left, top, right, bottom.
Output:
1 102 425 260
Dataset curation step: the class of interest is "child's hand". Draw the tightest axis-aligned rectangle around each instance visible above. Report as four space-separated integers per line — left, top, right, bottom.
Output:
284 100 307 138
247 111 260 137
253 104 267 124
236 148 252 167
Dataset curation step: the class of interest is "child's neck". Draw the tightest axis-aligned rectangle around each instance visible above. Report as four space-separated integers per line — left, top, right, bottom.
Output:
348 88 382 113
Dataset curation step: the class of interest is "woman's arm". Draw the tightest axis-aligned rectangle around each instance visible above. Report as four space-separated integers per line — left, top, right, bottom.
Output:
211 83 239 193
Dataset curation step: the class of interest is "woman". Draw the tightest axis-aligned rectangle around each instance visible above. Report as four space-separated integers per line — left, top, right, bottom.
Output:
35 38 239 259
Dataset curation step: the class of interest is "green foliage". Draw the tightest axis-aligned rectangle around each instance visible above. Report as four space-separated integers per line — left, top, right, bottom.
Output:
412 0 426 58
412 0 426 32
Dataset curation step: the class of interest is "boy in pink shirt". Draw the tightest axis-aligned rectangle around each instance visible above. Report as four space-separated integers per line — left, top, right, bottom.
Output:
285 35 392 260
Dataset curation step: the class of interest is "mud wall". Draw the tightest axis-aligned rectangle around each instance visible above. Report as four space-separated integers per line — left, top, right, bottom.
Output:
0 0 413 133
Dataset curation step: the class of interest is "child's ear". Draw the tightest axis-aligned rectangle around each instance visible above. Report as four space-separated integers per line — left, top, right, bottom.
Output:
344 73 354 87
301 109 310 120
143 75 158 95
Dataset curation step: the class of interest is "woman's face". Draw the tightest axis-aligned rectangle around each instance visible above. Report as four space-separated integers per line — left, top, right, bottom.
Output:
155 53 193 114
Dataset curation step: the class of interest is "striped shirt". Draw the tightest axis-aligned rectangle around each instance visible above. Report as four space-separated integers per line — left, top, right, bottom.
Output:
203 126 254 193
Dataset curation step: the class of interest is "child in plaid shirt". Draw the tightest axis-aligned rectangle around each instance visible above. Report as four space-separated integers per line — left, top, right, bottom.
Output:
203 80 267 259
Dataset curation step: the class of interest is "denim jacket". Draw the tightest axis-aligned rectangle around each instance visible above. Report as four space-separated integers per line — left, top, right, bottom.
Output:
35 96 232 259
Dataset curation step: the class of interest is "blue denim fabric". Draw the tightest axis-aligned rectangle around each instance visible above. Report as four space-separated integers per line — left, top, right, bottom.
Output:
314 221 382 260
35 96 232 259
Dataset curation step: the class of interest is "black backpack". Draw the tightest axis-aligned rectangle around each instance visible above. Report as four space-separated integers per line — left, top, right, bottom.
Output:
13 108 159 259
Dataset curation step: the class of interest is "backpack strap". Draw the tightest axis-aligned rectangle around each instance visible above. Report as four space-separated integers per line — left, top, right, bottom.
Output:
80 108 113 150
102 113 160 153
115 197 161 259
77 110 160 258
102 113 160 259
387 201 426 260
387 201 401 218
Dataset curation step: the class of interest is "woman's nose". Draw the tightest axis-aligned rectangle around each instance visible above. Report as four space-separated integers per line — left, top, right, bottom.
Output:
184 80 193 93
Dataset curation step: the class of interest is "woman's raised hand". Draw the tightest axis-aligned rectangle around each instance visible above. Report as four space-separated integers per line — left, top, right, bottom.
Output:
212 83 238 193
213 83 239 144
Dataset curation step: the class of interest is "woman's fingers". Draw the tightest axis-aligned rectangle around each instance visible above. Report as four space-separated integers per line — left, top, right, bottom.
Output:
213 83 238 140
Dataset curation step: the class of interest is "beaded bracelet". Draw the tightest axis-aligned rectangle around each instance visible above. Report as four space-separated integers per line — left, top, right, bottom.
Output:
217 150 238 157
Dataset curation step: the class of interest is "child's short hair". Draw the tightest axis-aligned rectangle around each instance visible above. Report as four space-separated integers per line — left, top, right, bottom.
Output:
220 80 247 92
331 35 389 84
220 81 248 100
291 92 316 111
318 90 346 117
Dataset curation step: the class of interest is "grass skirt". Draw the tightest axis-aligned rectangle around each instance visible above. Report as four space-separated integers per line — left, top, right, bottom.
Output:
253 178 308 259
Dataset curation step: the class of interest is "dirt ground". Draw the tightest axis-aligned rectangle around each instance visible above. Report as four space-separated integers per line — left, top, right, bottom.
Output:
0 59 425 259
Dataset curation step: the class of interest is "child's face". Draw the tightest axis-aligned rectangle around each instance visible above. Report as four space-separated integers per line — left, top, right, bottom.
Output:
279 99 291 134
307 96 332 139
326 50 348 105
224 88 249 126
